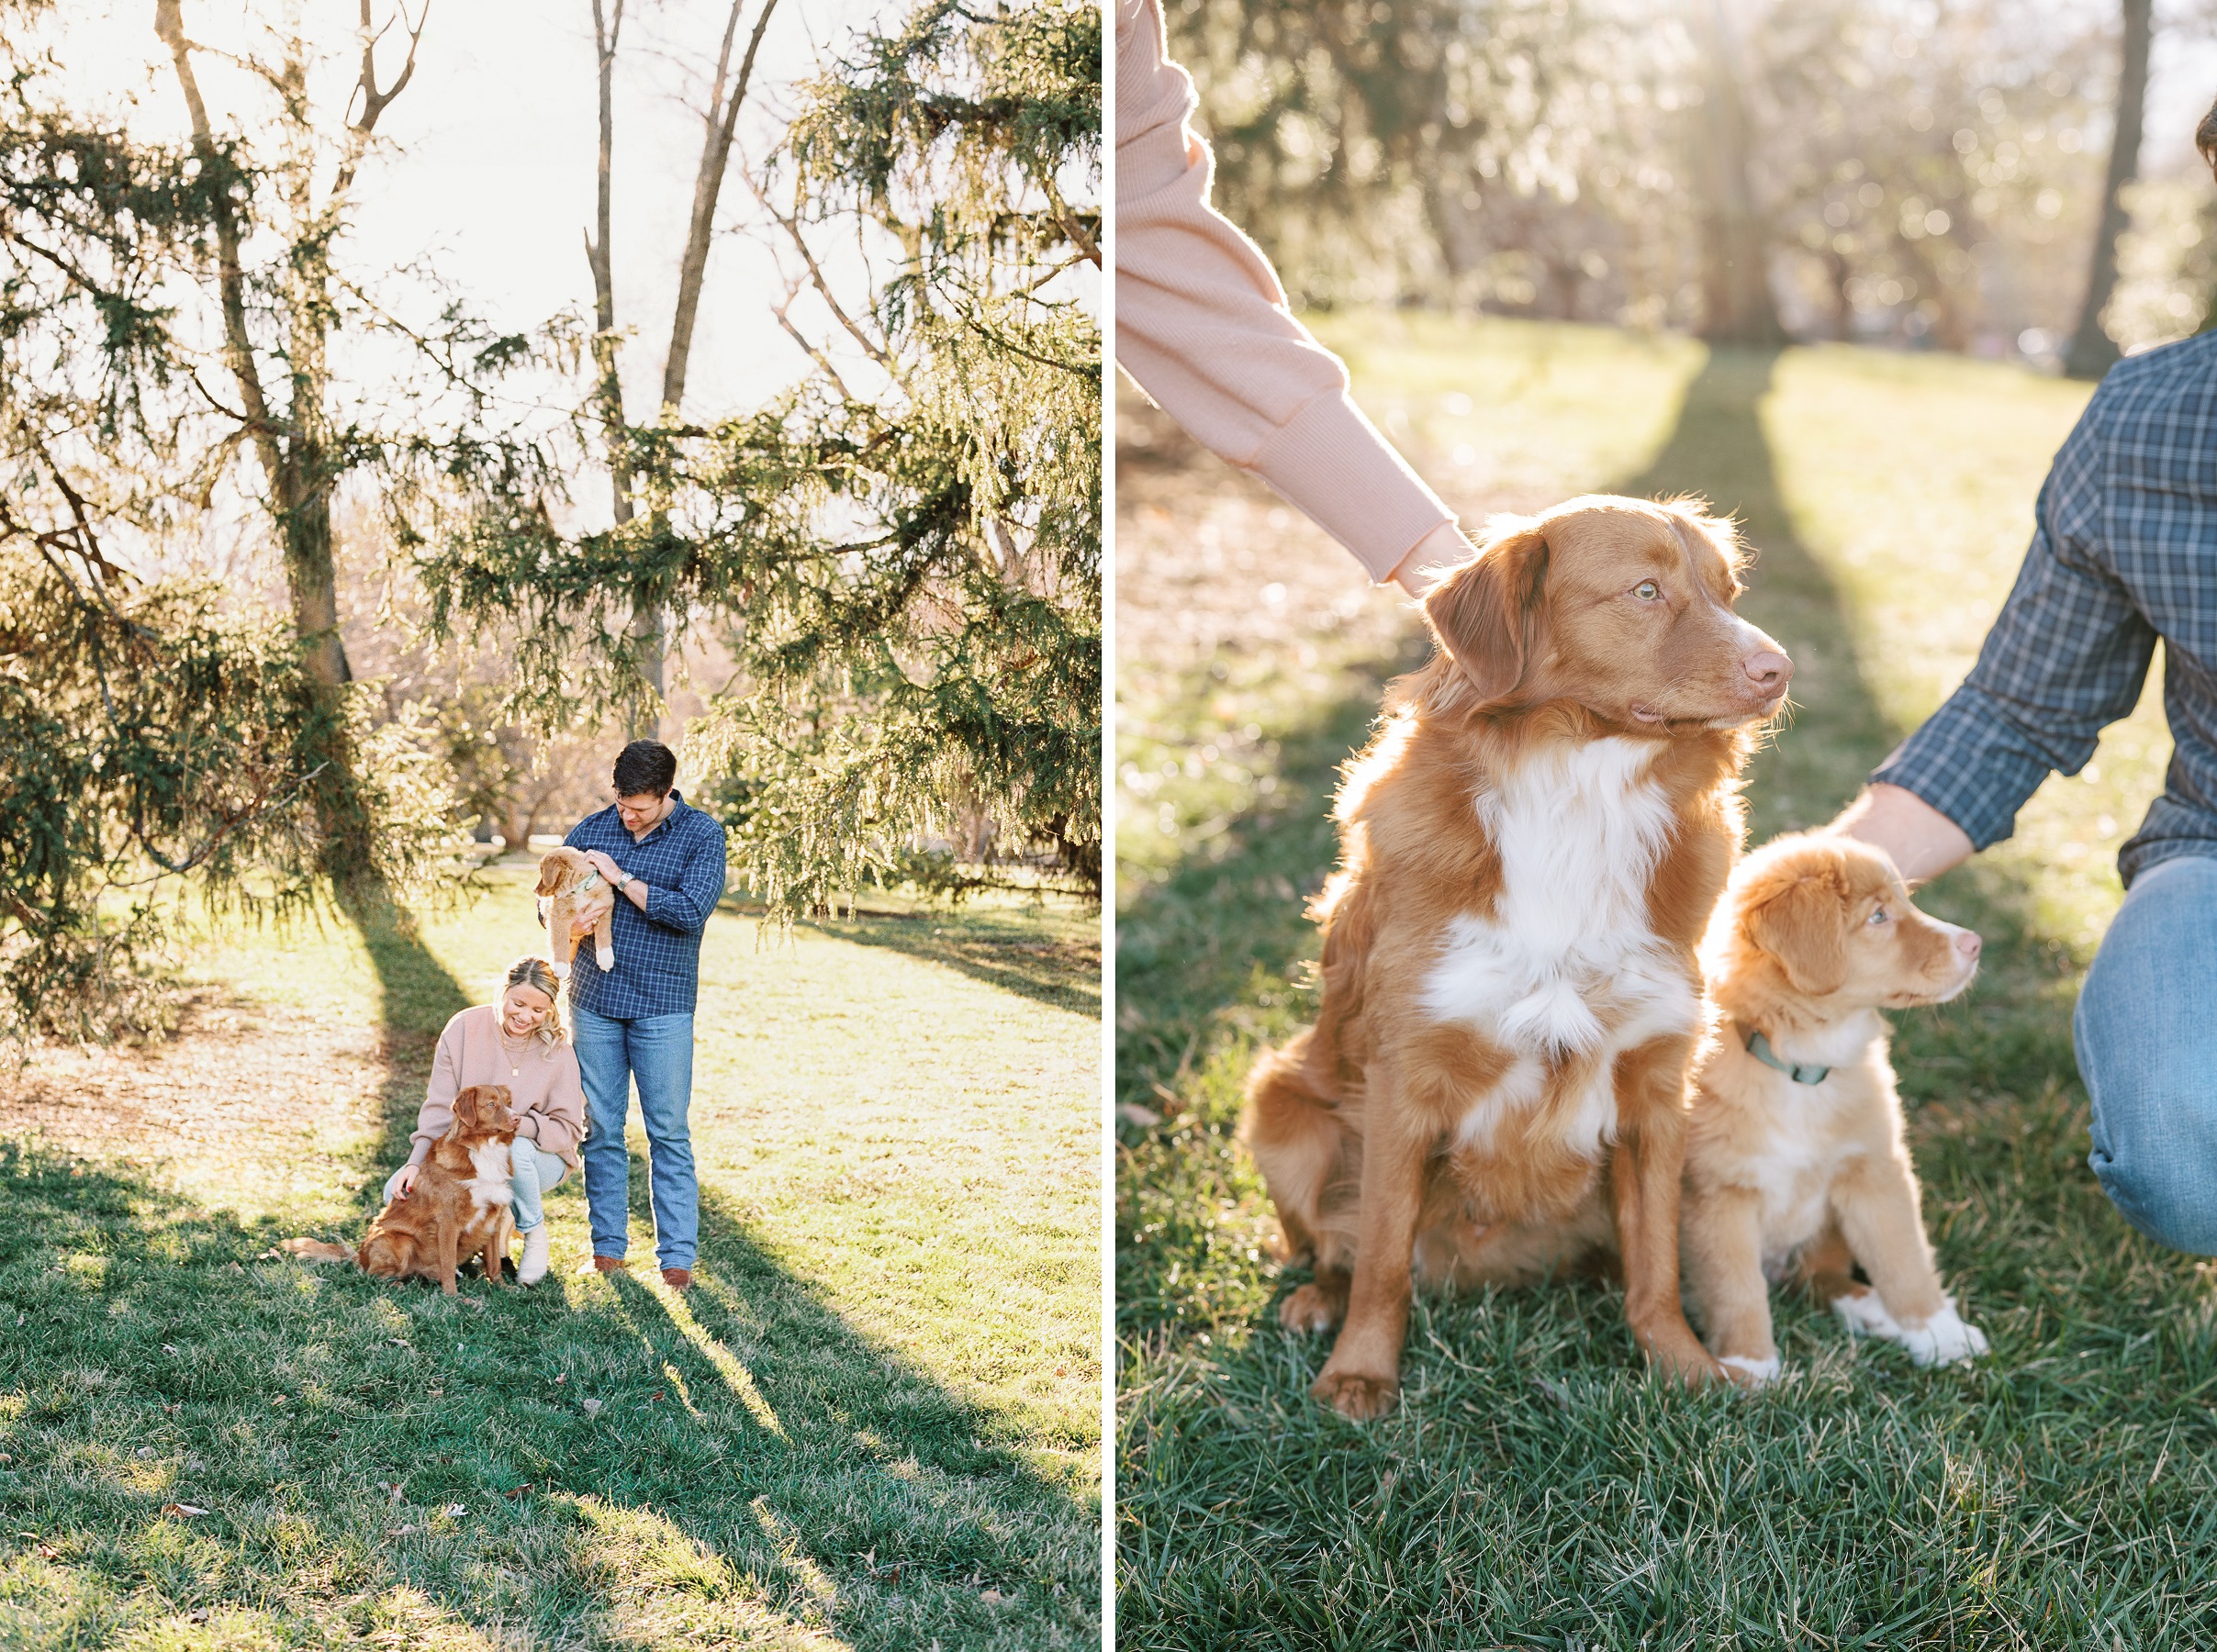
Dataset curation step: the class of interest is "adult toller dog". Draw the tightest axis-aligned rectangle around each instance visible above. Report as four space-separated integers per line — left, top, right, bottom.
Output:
537 846 616 979
1242 495 1793 1418
1681 833 1989 1381
282 1084 521 1295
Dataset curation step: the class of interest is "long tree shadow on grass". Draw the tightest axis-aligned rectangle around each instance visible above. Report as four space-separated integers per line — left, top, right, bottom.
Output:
0 1137 1096 1648
339 892 475 1200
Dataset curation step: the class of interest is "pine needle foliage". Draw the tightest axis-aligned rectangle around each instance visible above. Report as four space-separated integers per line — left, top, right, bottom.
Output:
412 0 1103 918
0 3 524 1035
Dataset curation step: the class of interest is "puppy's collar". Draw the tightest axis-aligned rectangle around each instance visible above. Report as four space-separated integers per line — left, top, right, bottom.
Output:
1743 1027 1831 1085
574 867 605 895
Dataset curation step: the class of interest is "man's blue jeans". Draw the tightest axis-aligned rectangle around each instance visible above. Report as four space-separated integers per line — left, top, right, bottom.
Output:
2077 854 2217 1256
570 1002 698 1271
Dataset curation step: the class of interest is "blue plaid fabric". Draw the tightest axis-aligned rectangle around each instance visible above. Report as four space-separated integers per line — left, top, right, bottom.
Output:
1874 330 2217 887
561 792 729 1019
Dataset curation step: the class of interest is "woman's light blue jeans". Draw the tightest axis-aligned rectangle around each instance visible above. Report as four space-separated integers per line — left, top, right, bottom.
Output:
568 1002 698 1271
2077 854 2217 1255
509 1136 568 1234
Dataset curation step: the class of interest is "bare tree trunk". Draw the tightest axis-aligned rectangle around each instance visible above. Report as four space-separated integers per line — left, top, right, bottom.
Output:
582 0 655 731
2066 0 2152 380
626 0 779 729
157 0 424 897
1693 0 1785 347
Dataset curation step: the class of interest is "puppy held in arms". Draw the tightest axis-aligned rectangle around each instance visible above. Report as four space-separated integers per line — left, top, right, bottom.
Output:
1241 496 1793 1419
537 846 616 979
1681 833 1989 1384
282 1084 521 1296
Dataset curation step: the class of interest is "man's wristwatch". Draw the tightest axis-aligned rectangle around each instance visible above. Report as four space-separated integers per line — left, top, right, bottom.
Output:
614 871 633 892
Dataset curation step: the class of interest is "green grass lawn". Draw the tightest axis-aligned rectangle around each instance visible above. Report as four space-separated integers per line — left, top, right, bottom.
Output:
1116 315 2217 1648
1 866 1101 1651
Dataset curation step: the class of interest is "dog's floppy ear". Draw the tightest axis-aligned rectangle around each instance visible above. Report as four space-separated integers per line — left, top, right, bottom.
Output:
1745 866 1851 996
1421 520 1551 706
535 854 566 898
452 1085 484 1134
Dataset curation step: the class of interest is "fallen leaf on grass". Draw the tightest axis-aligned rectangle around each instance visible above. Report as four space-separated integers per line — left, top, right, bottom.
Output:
186 1609 207 1624
161 1502 208 1518
35 1544 61 1560
388 1524 419 1537
580 1399 603 1417
224 1262 244 1274
1116 1103 1161 1128
980 1588 1005 1604
161 1344 178 1356
443 1503 467 1519
500 1484 532 1499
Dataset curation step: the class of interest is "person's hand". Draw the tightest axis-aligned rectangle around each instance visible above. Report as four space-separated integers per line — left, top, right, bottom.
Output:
570 909 601 939
583 849 623 885
389 1163 421 1202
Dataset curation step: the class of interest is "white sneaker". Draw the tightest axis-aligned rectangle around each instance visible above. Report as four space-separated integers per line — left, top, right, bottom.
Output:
517 1225 551 1286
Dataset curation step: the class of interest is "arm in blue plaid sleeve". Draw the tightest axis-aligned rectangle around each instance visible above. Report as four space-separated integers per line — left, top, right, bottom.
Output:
1871 412 2157 850
641 815 728 935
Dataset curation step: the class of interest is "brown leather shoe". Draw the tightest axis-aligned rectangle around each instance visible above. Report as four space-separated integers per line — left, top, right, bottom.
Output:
660 1267 693 1291
574 1254 625 1277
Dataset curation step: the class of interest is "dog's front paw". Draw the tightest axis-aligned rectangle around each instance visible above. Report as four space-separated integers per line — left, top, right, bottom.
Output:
1279 1281 1347 1334
1832 1287 1905 1341
550 960 571 980
595 948 614 972
1311 1368 1399 1421
1898 1298 1989 1367
1718 1353 1783 1389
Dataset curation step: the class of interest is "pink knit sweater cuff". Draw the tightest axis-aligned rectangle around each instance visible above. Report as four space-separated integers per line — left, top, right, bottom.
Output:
1247 389 1456 584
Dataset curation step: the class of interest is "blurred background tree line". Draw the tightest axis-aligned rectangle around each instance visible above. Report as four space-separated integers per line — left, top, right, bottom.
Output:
1 0 1100 1037
1166 0 2211 373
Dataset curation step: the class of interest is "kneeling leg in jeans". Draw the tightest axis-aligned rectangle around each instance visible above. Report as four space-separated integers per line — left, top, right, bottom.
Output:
2076 854 2217 1256
509 1136 568 1284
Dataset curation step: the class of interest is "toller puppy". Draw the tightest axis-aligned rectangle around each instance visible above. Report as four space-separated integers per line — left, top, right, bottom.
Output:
282 1085 520 1296
1681 833 1990 1382
537 846 615 979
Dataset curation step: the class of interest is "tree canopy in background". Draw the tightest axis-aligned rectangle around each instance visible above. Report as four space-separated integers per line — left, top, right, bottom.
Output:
1169 0 2211 363
414 0 1103 912
0 0 1103 1038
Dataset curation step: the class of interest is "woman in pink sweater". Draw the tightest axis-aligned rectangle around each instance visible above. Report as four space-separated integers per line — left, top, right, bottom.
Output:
1114 0 1477 592
382 956 587 1286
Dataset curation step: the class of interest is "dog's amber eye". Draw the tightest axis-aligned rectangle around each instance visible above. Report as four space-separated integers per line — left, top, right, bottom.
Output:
1633 579 1662 601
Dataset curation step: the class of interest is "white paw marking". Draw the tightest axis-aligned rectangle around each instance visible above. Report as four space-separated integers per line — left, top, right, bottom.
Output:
596 948 614 971
551 960 571 979
1719 1354 1783 1387
1832 1288 1904 1339
1836 1290 1988 1367
1897 1300 1989 1367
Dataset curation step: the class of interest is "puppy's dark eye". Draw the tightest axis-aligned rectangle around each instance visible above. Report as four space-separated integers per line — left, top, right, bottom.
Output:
1633 579 1662 601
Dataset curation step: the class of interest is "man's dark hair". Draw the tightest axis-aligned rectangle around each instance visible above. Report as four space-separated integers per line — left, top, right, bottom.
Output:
612 740 678 799
2201 95 2217 181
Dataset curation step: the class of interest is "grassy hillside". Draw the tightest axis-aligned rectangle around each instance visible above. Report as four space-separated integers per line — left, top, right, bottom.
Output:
1116 315 2213 1648
2 869 1101 1651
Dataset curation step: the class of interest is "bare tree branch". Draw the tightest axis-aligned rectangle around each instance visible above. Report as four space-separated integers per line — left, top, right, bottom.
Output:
744 165 894 370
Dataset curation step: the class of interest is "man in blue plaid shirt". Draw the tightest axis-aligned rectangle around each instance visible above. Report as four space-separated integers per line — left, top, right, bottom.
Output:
560 740 728 1289
1841 298 2217 1257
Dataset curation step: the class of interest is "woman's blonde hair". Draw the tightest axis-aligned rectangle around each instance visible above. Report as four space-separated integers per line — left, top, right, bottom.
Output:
501 955 566 1048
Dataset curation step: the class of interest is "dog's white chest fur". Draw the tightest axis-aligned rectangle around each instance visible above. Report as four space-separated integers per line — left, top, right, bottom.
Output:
467 1141 514 1210
1421 737 1696 1154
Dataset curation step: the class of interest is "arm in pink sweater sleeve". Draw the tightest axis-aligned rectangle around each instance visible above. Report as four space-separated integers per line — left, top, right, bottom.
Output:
525 1048 586 1167
1113 0 1458 585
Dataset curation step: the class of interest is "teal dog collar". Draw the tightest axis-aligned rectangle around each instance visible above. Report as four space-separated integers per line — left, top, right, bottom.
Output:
1744 1028 1830 1085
